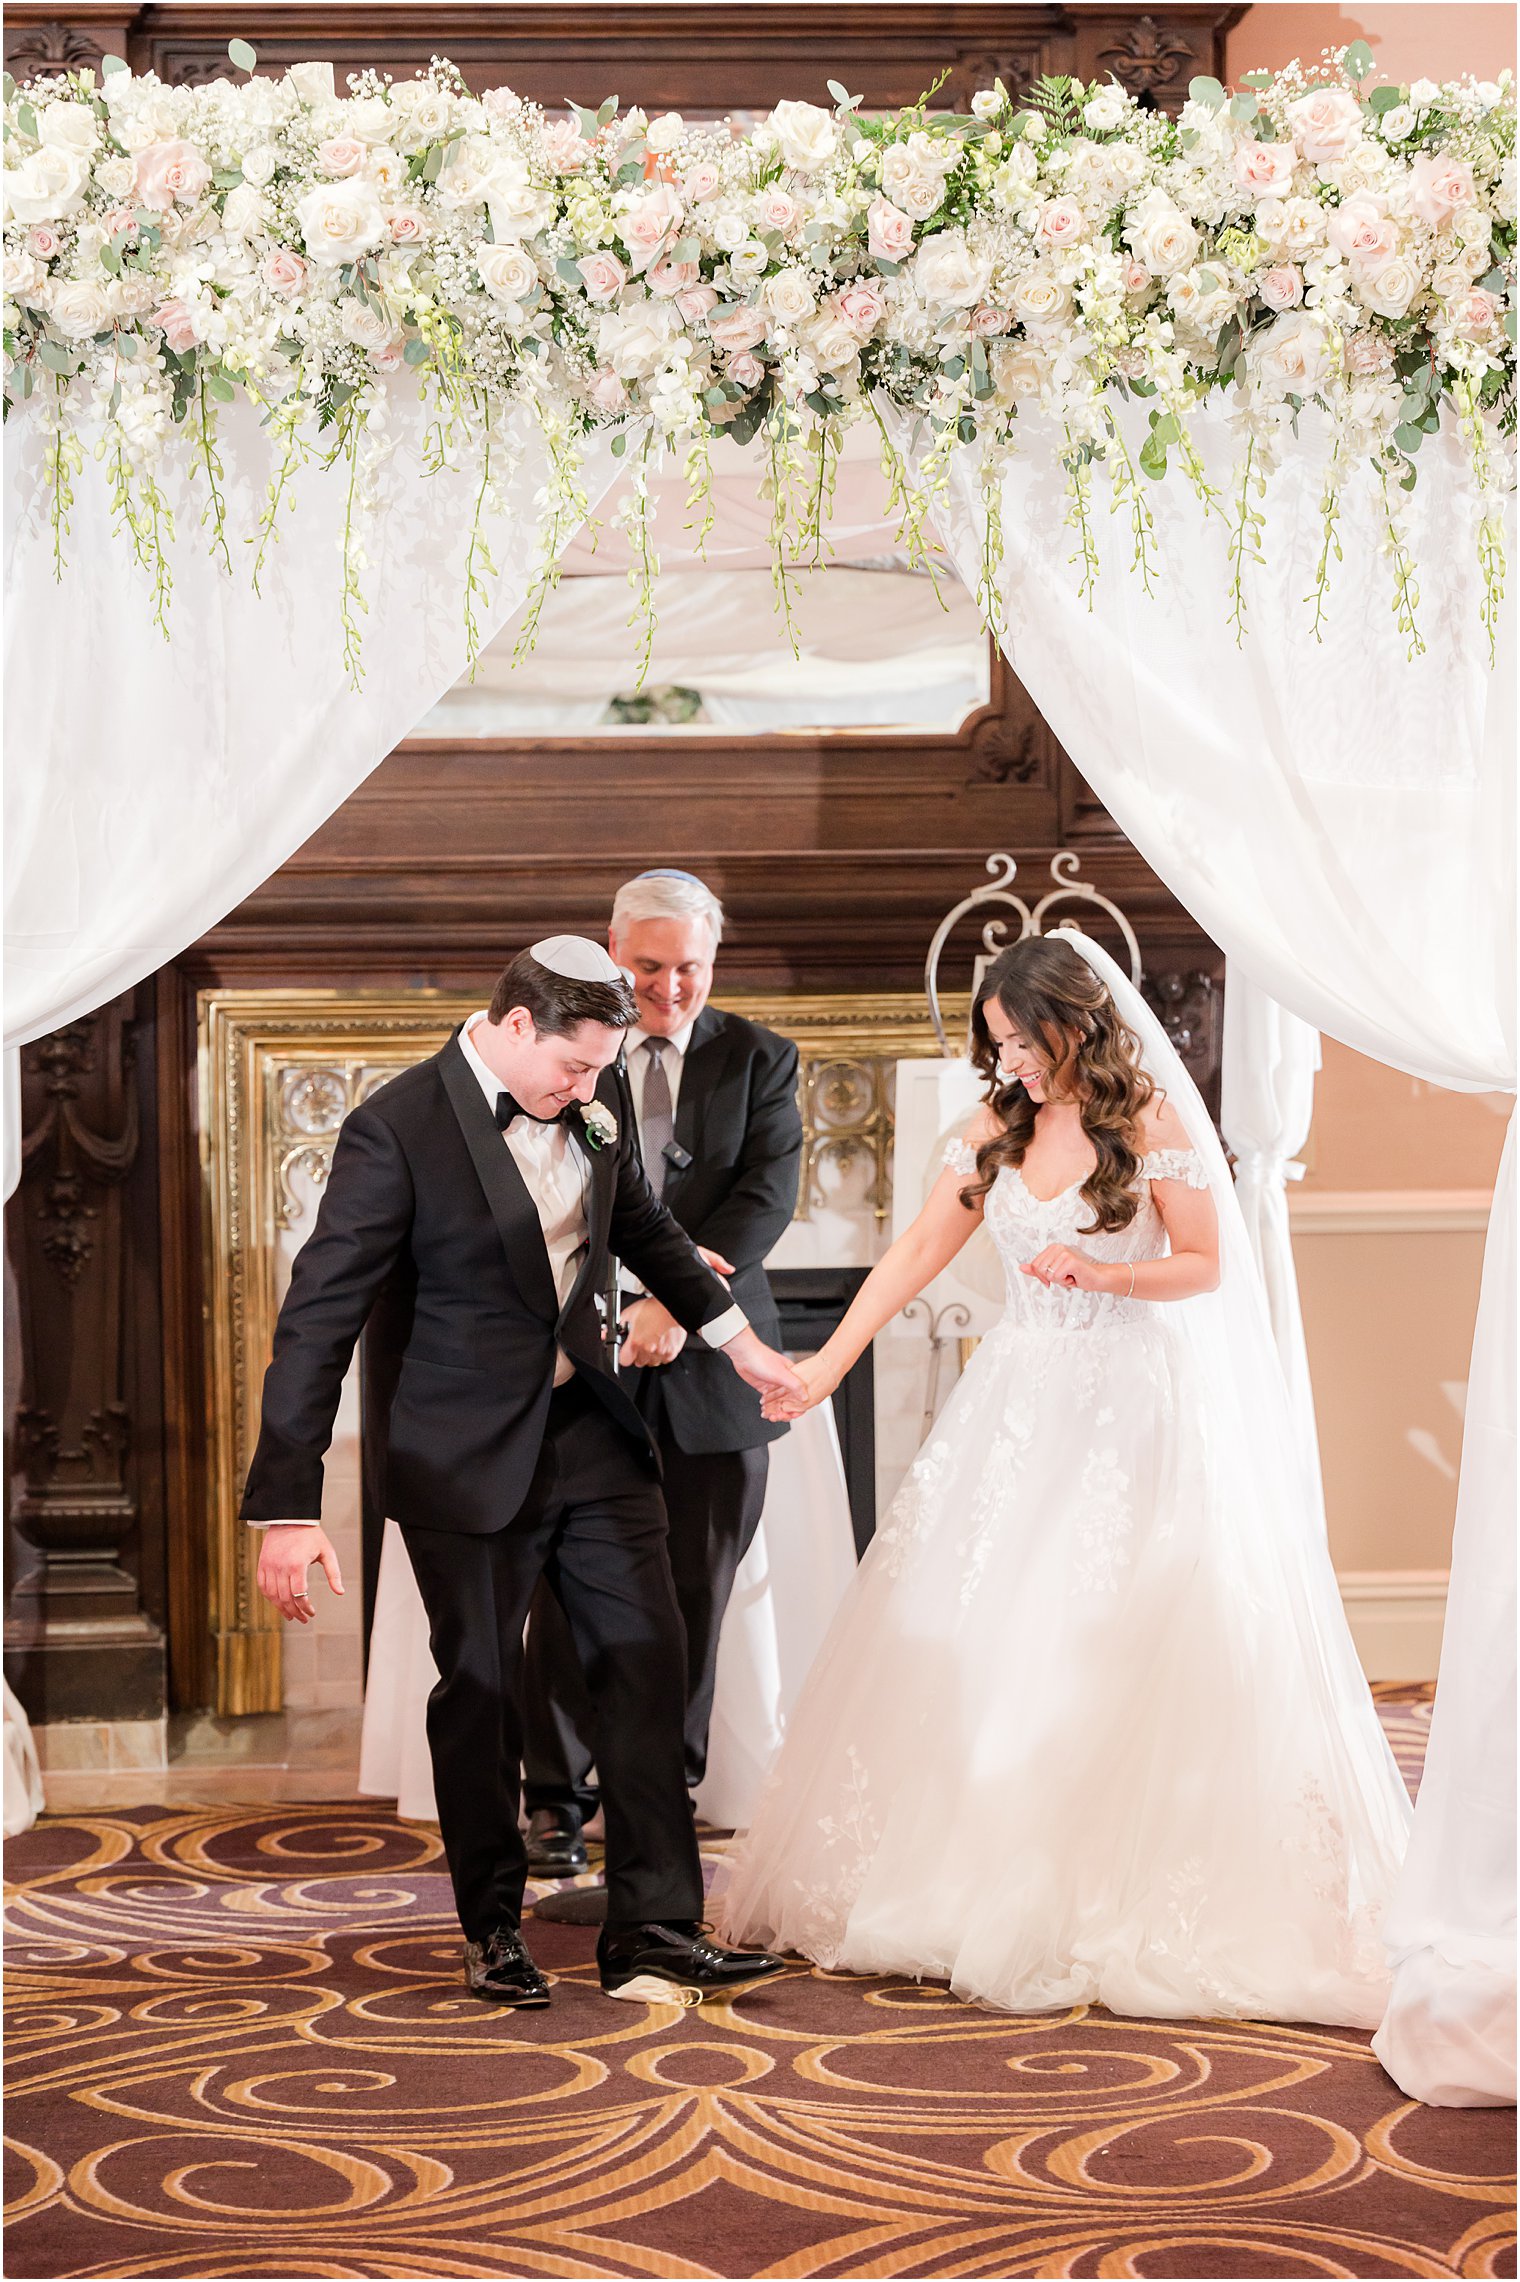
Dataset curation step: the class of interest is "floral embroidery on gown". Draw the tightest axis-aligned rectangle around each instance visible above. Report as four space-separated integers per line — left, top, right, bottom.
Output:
717 1143 1411 2027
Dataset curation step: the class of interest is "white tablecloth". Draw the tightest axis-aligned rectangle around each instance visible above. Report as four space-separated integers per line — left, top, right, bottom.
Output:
358 1402 859 1829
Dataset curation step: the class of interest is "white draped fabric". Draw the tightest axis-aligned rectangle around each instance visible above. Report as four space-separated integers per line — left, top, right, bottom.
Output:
916 401 1515 2106
3 391 622 1049
358 1403 858 1827
1221 976 1323 1490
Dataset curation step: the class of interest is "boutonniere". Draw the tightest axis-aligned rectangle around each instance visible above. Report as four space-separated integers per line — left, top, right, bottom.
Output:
578 1100 618 1153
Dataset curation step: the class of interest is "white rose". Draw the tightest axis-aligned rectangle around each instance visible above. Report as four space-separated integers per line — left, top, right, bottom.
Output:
477 240 539 307
598 300 681 380
4 143 91 225
1082 85 1128 132
286 61 337 107
1247 308 1331 396
804 313 860 371
711 209 749 252
890 163 947 222
1279 196 1328 254
1357 254 1419 318
346 96 394 146
767 99 840 173
990 342 1045 402
221 182 267 237
762 266 817 323
1103 141 1148 195
48 277 111 337
3 250 45 302
1409 79 1441 109
434 136 503 212
1167 266 1236 335
240 144 279 188
1475 80 1502 109
646 111 686 153
1125 190 1199 276
911 226 989 309
1379 104 1416 142
1009 265 1072 328
339 295 396 352
295 176 387 263
486 159 554 241
38 102 98 154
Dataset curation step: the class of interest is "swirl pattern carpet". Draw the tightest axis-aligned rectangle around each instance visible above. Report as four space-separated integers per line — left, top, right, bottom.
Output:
5 1685 1514 2280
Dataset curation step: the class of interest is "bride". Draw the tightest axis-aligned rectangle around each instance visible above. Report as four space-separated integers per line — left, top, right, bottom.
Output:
719 930 1412 2026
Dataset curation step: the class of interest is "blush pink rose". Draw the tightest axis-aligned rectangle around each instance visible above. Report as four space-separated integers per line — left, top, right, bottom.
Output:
1122 259 1152 295
386 206 427 244
587 366 626 410
970 302 1012 335
619 182 684 270
1451 287 1501 340
368 338 406 373
1233 138 1296 198
676 282 719 320
1346 330 1393 373
727 349 765 388
866 194 914 263
1285 85 1363 163
1035 196 1085 249
541 120 588 172
577 251 628 301
647 254 699 297
835 279 886 334
758 189 800 234
261 246 309 298
1258 263 1303 310
1409 152 1477 229
316 136 367 179
682 161 721 202
102 206 139 241
481 86 518 119
1328 196 1397 272
27 225 62 259
133 138 213 212
707 304 768 351
153 296 202 352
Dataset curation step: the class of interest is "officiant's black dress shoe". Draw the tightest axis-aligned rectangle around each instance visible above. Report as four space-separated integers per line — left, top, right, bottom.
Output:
597 1919 786 2002
464 1927 552 2006
525 1806 589 1877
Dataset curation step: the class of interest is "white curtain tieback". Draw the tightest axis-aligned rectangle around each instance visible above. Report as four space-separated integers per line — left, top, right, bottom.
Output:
1233 1150 1307 1185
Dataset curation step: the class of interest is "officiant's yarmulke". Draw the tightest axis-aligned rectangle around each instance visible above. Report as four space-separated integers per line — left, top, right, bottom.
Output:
530 934 626 984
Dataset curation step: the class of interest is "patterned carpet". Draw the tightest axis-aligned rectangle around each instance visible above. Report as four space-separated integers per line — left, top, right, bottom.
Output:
5 1686 1514 2281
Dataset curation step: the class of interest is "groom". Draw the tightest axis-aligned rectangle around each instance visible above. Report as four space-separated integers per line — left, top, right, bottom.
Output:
242 937 798 2007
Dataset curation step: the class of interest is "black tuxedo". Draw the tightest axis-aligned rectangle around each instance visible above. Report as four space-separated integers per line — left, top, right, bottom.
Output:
524 1006 803 1808
241 1029 738 1937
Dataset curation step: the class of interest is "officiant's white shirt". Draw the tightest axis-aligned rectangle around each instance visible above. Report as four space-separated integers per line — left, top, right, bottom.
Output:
460 1014 746 1370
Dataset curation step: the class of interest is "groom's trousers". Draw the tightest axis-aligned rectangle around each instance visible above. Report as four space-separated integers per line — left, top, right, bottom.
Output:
399 1377 704 1942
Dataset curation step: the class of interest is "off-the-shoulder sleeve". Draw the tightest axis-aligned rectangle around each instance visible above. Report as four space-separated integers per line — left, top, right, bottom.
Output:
1140 1147 1209 1189
942 1136 978 1176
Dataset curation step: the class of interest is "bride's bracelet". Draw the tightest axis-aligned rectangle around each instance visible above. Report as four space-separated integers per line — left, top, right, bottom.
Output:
1123 1263 1137 1300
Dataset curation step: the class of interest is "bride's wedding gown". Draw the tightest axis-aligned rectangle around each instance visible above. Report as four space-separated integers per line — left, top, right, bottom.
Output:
719 1141 1413 2027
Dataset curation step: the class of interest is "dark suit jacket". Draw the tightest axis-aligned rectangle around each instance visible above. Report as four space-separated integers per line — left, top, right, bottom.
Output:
241 1032 736 1535
619 1005 803 1456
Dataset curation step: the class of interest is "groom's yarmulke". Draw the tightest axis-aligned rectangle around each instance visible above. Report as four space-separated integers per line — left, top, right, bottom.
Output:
530 934 627 985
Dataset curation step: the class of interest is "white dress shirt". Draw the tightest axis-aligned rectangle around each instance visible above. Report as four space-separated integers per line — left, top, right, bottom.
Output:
463 1015 747 1356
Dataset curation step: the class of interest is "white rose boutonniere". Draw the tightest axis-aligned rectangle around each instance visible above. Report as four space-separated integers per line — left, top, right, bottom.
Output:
579 1100 619 1152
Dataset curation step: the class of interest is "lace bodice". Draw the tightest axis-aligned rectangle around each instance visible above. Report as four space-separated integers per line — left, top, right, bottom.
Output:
943 1139 1209 1333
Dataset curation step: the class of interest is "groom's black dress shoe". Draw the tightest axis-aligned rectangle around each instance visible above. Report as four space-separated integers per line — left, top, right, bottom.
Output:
525 1806 589 1877
597 1919 787 2001
463 1926 552 2006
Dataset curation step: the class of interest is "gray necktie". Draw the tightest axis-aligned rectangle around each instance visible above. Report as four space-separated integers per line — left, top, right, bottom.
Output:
642 1038 674 1198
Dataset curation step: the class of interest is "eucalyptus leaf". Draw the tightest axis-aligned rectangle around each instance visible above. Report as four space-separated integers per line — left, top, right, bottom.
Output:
1241 71 1272 91
17 101 38 140
1369 85 1403 114
1229 93 1258 121
100 54 128 77
827 79 861 111
98 241 122 275
1 73 13 100
1506 308 1518 343
596 96 618 126
1393 420 1425 454
228 37 258 73
610 429 627 456
37 339 76 372
205 371 235 401
1343 40 1374 81
1188 76 1225 113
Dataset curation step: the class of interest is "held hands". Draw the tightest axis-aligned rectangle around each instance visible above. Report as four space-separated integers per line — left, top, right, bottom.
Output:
723 1326 806 1408
1020 1244 1115 1294
760 1354 837 1423
621 1296 688 1369
256 1524 344 1624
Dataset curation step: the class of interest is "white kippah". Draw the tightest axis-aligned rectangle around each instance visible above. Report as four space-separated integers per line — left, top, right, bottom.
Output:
530 934 625 984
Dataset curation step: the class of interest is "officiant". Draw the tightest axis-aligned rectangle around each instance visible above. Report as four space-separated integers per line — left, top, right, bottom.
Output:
523 869 804 1873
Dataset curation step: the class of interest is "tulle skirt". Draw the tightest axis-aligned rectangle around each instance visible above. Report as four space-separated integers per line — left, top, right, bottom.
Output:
718 1314 1412 2026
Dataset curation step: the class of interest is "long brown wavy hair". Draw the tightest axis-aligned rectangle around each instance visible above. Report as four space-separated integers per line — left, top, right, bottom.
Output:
962 935 1156 1233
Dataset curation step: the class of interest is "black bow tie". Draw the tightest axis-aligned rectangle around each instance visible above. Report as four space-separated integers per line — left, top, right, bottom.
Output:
494 1091 566 1131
